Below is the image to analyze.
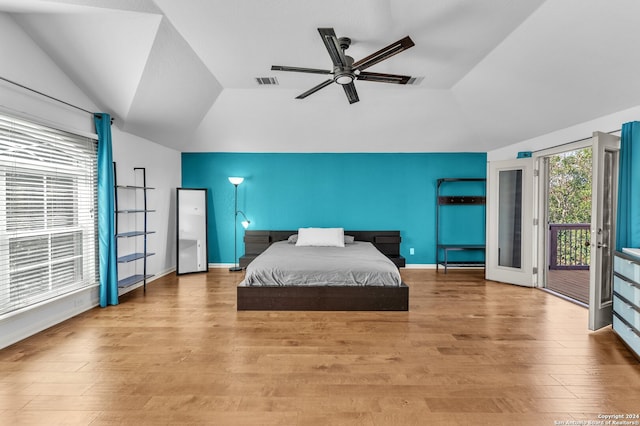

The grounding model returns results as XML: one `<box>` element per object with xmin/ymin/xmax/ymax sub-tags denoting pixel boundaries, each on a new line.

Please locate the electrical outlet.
<box><xmin>409</xmin><ymin>248</ymin><xmax>415</xmax><ymax>255</ymax></box>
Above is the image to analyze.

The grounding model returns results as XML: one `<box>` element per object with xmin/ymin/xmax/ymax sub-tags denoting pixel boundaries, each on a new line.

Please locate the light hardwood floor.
<box><xmin>1</xmin><ymin>269</ymin><xmax>639</xmax><ymax>425</ymax></box>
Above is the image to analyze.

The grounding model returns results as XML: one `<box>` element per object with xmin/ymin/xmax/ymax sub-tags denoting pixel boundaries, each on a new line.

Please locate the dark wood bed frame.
<box><xmin>236</xmin><ymin>230</ymin><xmax>408</xmax><ymax>311</ymax></box>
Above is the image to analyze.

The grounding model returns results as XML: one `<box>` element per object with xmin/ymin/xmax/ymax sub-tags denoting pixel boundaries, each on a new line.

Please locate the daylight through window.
<box><xmin>0</xmin><ymin>113</ymin><xmax>98</xmax><ymax>316</ymax></box>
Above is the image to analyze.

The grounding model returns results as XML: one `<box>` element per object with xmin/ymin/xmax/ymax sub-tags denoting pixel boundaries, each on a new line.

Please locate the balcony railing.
<box><xmin>549</xmin><ymin>223</ymin><xmax>590</xmax><ymax>270</ymax></box>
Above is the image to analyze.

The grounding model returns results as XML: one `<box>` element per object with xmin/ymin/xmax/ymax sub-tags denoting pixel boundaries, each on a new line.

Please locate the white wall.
<box><xmin>487</xmin><ymin>105</ymin><xmax>640</xmax><ymax>161</ymax></box>
<box><xmin>0</xmin><ymin>12</ymin><xmax>180</xmax><ymax>349</ymax></box>
<box><xmin>112</xmin><ymin>127</ymin><xmax>181</xmax><ymax>282</ymax></box>
<box><xmin>0</xmin><ymin>13</ymin><xmax>95</xmax><ymax>135</ymax></box>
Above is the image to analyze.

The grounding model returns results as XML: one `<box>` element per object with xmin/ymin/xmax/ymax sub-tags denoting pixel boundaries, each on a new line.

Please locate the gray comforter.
<box><xmin>240</xmin><ymin>241</ymin><xmax>401</xmax><ymax>287</ymax></box>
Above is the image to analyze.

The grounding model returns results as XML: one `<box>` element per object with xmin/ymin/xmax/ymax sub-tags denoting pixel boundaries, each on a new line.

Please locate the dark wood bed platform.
<box><xmin>237</xmin><ymin>230</ymin><xmax>408</xmax><ymax>311</ymax></box>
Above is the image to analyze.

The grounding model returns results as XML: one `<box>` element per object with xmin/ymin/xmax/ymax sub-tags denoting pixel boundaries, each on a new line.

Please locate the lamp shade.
<box><xmin>228</xmin><ymin>176</ymin><xmax>244</xmax><ymax>185</ymax></box>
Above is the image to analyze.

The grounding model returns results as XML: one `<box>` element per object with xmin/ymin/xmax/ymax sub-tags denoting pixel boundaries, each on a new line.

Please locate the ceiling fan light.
<box><xmin>335</xmin><ymin>74</ymin><xmax>354</xmax><ymax>85</ymax></box>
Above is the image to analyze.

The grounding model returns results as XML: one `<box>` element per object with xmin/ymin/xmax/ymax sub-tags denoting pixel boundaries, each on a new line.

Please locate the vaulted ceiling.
<box><xmin>2</xmin><ymin>0</ymin><xmax>640</xmax><ymax>153</ymax></box>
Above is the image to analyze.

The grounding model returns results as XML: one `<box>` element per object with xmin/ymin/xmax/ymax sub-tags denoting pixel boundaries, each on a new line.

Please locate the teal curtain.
<box><xmin>616</xmin><ymin>121</ymin><xmax>640</xmax><ymax>251</ymax></box>
<box><xmin>95</xmin><ymin>113</ymin><xmax>118</xmax><ymax>307</ymax></box>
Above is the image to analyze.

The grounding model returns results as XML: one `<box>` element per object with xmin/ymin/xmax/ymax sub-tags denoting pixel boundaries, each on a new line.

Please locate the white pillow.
<box><xmin>289</xmin><ymin>233</ymin><xmax>354</xmax><ymax>244</ymax></box>
<box><xmin>295</xmin><ymin>227</ymin><xmax>345</xmax><ymax>247</ymax></box>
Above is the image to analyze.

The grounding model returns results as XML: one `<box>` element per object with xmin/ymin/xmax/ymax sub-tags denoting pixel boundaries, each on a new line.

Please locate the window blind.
<box><xmin>0</xmin><ymin>113</ymin><xmax>98</xmax><ymax>316</ymax></box>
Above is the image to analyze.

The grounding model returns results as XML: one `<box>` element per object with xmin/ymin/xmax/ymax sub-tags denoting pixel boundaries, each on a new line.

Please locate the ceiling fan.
<box><xmin>271</xmin><ymin>28</ymin><xmax>415</xmax><ymax>104</ymax></box>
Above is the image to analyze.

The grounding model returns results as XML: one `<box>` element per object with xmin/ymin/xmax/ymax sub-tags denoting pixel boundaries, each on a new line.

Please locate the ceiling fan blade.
<box><xmin>295</xmin><ymin>79</ymin><xmax>334</xmax><ymax>99</ymax></box>
<box><xmin>352</xmin><ymin>36</ymin><xmax>415</xmax><ymax>71</ymax></box>
<box><xmin>357</xmin><ymin>71</ymin><xmax>412</xmax><ymax>84</ymax></box>
<box><xmin>342</xmin><ymin>82</ymin><xmax>359</xmax><ymax>104</ymax></box>
<box><xmin>271</xmin><ymin>65</ymin><xmax>331</xmax><ymax>75</ymax></box>
<box><xmin>318</xmin><ymin>27</ymin><xmax>348</xmax><ymax>68</ymax></box>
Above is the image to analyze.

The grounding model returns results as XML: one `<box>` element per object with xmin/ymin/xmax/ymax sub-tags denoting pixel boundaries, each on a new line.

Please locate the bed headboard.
<box><xmin>239</xmin><ymin>230</ymin><xmax>405</xmax><ymax>268</ymax></box>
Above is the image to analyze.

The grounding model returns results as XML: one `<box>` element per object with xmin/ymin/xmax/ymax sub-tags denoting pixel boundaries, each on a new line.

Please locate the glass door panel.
<box><xmin>498</xmin><ymin>169</ymin><xmax>523</xmax><ymax>269</ymax></box>
<box><xmin>486</xmin><ymin>158</ymin><xmax>535</xmax><ymax>286</ymax></box>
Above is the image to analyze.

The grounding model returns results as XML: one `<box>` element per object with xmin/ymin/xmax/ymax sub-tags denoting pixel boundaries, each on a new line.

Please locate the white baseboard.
<box><xmin>1</xmin><ymin>266</ymin><xmax>178</xmax><ymax>350</ymax></box>
<box><xmin>403</xmin><ymin>264</ymin><xmax>436</xmax><ymax>269</ymax></box>
<box><xmin>152</xmin><ymin>267</ymin><xmax>176</xmax><ymax>279</ymax></box>
<box><xmin>403</xmin><ymin>264</ymin><xmax>484</xmax><ymax>270</ymax></box>
<box><xmin>118</xmin><ymin>267</ymin><xmax>176</xmax><ymax>296</ymax></box>
<box><xmin>0</xmin><ymin>286</ymin><xmax>100</xmax><ymax>350</ymax></box>
<box><xmin>208</xmin><ymin>263</ymin><xmax>236</xmax><ymax>269</ymax></box>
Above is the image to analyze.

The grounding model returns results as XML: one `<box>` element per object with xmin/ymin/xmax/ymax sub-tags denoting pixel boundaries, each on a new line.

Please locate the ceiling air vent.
<box><xmin>407</xmin><ymin>76</ymin><xmax>424</xmax><ymax>85</ymax></box>
<box><xmin>255</xmin><ymin>77</ymin><xmax>279</xmax><ymax>85</ymax></box>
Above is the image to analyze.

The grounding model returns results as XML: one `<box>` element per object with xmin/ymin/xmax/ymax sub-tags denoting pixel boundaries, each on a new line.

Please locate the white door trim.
<box><xmin>486</xmin><ymin>158</ymin><xmax>536</xmax><ymax>287</ymax></box>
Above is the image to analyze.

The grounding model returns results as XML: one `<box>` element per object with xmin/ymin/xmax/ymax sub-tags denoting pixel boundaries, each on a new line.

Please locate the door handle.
<box><xmin>597</xmin><ymin>242</ymin><xmax>608</xmax><ymax>249</ymax></box>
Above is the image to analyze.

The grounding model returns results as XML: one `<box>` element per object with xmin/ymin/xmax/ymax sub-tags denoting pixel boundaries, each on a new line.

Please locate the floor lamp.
<box><xmin>228</xmin><ymin>177</ymin><xmax>250</xmax><ymax>272</ymax></box>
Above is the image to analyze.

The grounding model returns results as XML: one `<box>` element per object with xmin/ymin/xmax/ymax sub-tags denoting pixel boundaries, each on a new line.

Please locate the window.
<box><xmin>0</xmin><ymin>113</ymin><xmax>98</xmax><ymax>316</ymax></box>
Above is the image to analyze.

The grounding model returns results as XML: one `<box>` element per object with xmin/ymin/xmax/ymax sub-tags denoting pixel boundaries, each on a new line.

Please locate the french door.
<box><xmin>486</xmin><ymin>157</ymin><xmax>536</xmax><ymax>286</ymax></box>
<box><xmin>588</xmin><ymin>131</ymin><xmax>620</xmax><ymax>330</ymax></box>
<box><xmin>486</xmin><ymin>132</ymin><xmax>620</xmax><ymax>331</ymax></box>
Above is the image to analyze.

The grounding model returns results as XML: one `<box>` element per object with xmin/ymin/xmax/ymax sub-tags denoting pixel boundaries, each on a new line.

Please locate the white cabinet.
<box><xmin>613</xmin><ymin>251</ymin><xmax>640</xmax><ymax>360</ymax></box>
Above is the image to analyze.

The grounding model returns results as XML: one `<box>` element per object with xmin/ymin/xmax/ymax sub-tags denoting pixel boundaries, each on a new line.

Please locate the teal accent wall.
<box><xmin>181</xmin><ymin>152</ymin><xmax>487</xmax><ymax>265</ymax></box>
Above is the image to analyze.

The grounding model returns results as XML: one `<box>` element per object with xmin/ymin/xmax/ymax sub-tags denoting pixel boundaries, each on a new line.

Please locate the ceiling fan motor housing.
<box><xmin>334</xmin><ymin>54</ymin><xmax>355</xmax><ymax>85</ymax></box>
<box><xmin>338</xmin><ymin>37</ymin><xmax>351</xmax><ymax>50</ymax></box>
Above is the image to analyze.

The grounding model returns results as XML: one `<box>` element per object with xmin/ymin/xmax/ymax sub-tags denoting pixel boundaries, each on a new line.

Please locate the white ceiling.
<box><xmin>2</xmin><ymin>0</ymin><xmax>640</xmax><ymax>152</ymax></box>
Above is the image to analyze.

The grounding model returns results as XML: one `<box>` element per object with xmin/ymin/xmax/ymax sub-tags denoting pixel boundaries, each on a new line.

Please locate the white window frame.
<box><xmin>0</xmin><ymin>113</ymin><xmax>98</xmax><ymax>317</ymax></box>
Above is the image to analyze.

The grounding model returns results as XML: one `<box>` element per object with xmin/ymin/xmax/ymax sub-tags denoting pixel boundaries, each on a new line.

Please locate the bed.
<box><xmin>237</xmin><ymin>229</ymin><xmax>408</xmax><ymax>311</ymax></box>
